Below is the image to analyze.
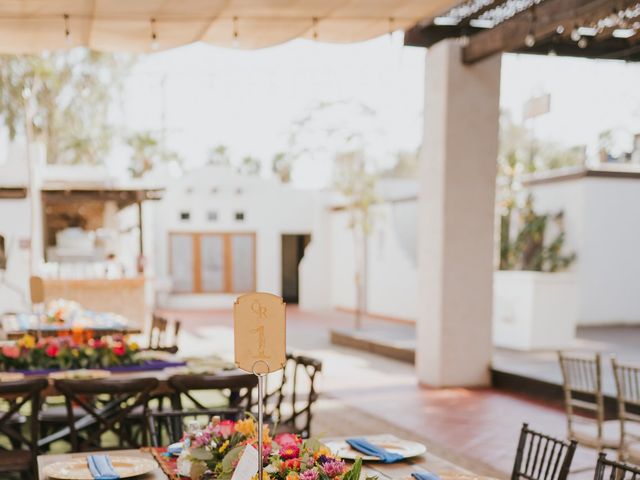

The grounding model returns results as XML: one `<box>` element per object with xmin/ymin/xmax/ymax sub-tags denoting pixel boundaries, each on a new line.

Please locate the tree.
<box><xmin>0</xmin><ymin>49</ymin><xmax>133</xmax><ymax>165</ymax></box>
<box><xmin>333</xmin><ymin>150</ymin><xmax>379</xmax><ymax>329</ymax></box>
<box><xmin>125</xmin><ymin>130</ymin><xmax>181</xmax><ymax>178</ymax></box>
<box><xmin>207</xmin><ymin>144</ymin><xmax>231</xmax><ymax>167</ymax></box>
<box><xmin>272</xmin><ymin>152</ymin><xmax>292</xmax><ymax>183</ymax></box>
<box><xmin>238</xmin><ymin>155</ymin><xmax>261</xmax><ymax>176</ymax></box>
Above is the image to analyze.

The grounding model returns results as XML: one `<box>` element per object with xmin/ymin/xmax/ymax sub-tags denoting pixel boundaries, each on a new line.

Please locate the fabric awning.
<box><xmin>0</xmin><ymin>0</ymin><xmax>458</xmax><ymax>54</ymax></box>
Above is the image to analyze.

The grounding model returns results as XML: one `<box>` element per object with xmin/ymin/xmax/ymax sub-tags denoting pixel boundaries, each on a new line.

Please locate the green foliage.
<box><xmin>0</xmin><ymin>49</ymin><xmax>133</xmax><ymax>165</ymax></box>
<box><xmin>500</xmin><ymin>195</ymin><xmax>576</xmax><ymax>272</ymax></box>
<box><xmin>208</xmin><ymin>144</ymin><xmax>231</xmax><ymax>167</ymax></box>
<box><xmin>238</xmin><ymin>155</ymin><xmax>261</xmax><ymax>176</ymax></box>
<box><xmin>125</xmin><ymin>130</ymin><xmax>181</xmax><ymax>178</ymax></box>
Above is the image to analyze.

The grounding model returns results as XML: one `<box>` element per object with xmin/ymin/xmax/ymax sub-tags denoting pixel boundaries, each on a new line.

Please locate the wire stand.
<box><xmin>252</xmin><ymin>360</ymin><xmax>270</xmax><ymax>480</ymax></box>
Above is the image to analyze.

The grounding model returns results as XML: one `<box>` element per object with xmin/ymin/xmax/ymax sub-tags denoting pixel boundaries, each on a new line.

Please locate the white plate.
<box><xmin>43</xmin><ymin>455</ymin><xmax>157</xmax><ymax>479</ymax></box>
<box><xmin>324</xmin><ymin>435</ymin><xmax>427</xmax><ymax>461</ymax></box>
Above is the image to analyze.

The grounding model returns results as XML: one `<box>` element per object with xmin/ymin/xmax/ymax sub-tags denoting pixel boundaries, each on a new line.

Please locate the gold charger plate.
<box><xmin>0</xmin><ymin>372</ymin><xmax>25</xmax><ymax>382</ymax></box>
<box><xmin>43</xmin><ymin>455</ymin><xmax>157</xmax><ymax>479</ymax></box>
<box><xmin>324</xmin><ymin>434</ymin><xmax>427</xmax><ymax>461</ymax></box>
<box><xmin>49</xmin><ymin>369</ymin><xmax>111</xmax><ymax>380</ymax></box>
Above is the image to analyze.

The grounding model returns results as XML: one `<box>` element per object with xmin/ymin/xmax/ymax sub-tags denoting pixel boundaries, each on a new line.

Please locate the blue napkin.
<box><xmin>167</xmin><ymin>442</ymin><xmax>183</xmax><ymax>455</ymax></box>
<box><xmin>412</xmin><ymin>472</ymin><xmax>441</xmax><ymax>480</ymax></box>
<box><xmin>87</xmin><ymin>455</ymin><xmax>119</xmax><ymax>480</ymax></box>
<box><xmin>346</xmin><ymin>438</ymin><xmax>405</xmax><ymax>463</ymax></box>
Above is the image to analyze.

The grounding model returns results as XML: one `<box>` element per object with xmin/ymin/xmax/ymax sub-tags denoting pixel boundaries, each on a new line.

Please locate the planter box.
<box><xmin>493</xmin><ymin>271</ymin><xmax>577</xmax><ymax>350</ymax></box>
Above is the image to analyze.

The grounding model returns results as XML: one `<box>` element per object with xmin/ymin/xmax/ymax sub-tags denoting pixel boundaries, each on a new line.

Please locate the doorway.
<box><xmin>281</xmin><ymin>234</ymin><xmax>311</xmax><ymax>304</ymax></box>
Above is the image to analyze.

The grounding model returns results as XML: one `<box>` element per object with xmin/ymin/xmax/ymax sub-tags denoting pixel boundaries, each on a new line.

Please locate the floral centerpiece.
<box><xmin>0</xmin><ymin>334</ymin><xmax>141</xmax><ymax>371</ymax></box>
<box><xmin>178</xmin><ymin>416</ymin><xmax>365</xmax><ymax>480</ymax></box>
<box><xmin>44</xmin><ymin>298</ymin><xmax>84</xmax><ymax>325</ymax></box>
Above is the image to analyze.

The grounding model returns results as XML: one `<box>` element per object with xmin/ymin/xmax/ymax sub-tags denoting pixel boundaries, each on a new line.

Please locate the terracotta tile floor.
<box><xmin>155</xmin><ymin>306</ymin><xmax>604</xmax><ymax>478</ymax></box>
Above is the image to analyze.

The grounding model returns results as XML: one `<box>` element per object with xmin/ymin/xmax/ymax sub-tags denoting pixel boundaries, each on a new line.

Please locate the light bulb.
<box><xmin>65</xmin><ymin>31</ymin><xmax>72</xmax><ymax>46</ymax></box>
<box><xmin>151</xmin><ymin>36</ymin><xmax>159</xmax><ymax>50</ymax></box>
<box><xmin>459</xmin><ymin>35</ymin><xmax>469</xmax><ymax>47</ymax></box>
<box><xmin>548</xmin><ymin>47</ymin><xmax>557</xmax><ymax>56</ymax></box>
<box><xmin>578</xmin><ymin>37</ymin><xmax>588</xmax><ymax>48</ymax></box>
<box><xmin>556</xmin><ymin>25</ymin><xmax>565</xmax><ymax>34</ymax></box>
<box><xmin>524</xmin><ymin>33</ymin><xmax>536</xmax><ymax>47</ymax></box>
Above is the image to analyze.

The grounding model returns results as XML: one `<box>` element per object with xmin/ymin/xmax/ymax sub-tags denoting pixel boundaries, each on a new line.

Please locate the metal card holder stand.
<box><xmin>252</xmin><ymin>360</ymin><xmax>270</xmax><ymax>480</ymax></box>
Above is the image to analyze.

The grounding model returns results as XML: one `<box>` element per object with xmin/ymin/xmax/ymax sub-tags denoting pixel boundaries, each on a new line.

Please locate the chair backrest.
<box><xmin>511</xmin><ymin>423</ymin><xmax>577</xmax><ymax>480</ymax></box>
<box><xmin>146</xmin><ymin>408</ymin><xmax>244</xmax><ymax>447</ymax></box>
<box><xmin>168</xmin><ymin>373</ymin><xmax>258</xmax><ymax>411</ymax></box>
<box><xmin>54</xmin><ymin>377</ymin><xmax>159</xmax><ymax>452</ymax></box>
<box><xmin>558</xmin><ymin>351</ymin><xmax>605</xmax><ymax>438</ymax></box>
<box><xmin>0</xmin><ymin>378</ymin><xmax>48</xmax><ymax>471</ymax></box>
<box><xmin>612</xmin><ymin>358</ymin><xmax>640</xmax><ymax>453</ymax></box>
<box><xmin>148</xmin><ymin>314</ymin><xmax>180</xmax><ymax>353</ymax></box>
<box><xmin>594</xmin><ymin>453</ymin><xmax>640</xmax><ymax>480</ymax></box>
<box><xmin>268</xmin><ymin>353</ymin><xmax>322</xmax><ymax>438</ymax></box>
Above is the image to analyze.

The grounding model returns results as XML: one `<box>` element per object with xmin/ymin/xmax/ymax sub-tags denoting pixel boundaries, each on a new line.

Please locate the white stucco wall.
<box><xmin>311</xmin><ymin>201</ymin><xmax>418</xmax><ymax>322</ymax></box>
<box><xmin>155</xmin><ymin>166</ymin><xmax>315</xmax><ymax>309</ymax></box>
<box><xmin>529</xmin><ymin>174</ymin><xmax>640</xmax><ymax>325</ymax></box>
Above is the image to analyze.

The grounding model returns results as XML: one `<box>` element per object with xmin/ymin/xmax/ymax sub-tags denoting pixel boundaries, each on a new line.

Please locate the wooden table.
<box><xmin>5</xmin><ymin>326</ymin><xmax>143</xmax><ymax>340</ymax></box>
<box><xmin>37</xmin><ymin>437</ymin><xmax>475</xmax><ymax>480</ymax></box>
<box><xmin>38</xmin><ymin>449</ymin><xmax>166</xmax><ymax>480</ymax></box>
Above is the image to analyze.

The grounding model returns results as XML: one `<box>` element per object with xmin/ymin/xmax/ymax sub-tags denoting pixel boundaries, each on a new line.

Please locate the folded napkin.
<box><xmin>168</xmin><ymin>442</ymin><xmax>183</xmax><ymax>455</ymax></box>
<box><xmin>412</xmin><ymin>472</ymin><xmax>441</xmax><ymax>480</ymax></box>
<box><xmin>345</xmin><ymin>438</ymin><xmax>405</xmax><ymax>463</ymax></box>
<box><xmin>87</xmin><ymin>455</ymin><xmax>120</xmax><ymax>480</ymax></box>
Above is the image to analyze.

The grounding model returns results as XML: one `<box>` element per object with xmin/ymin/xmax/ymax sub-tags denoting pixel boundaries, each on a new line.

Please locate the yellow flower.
<box><xmin>130</xmin><ymin>342</ymin><xmax>139</xmax><ymax>351</ymax></box>
<box><xmin>251</xmin><ymin>471</ymin><xmax>270</xmax><ymax>480</ymax></box>
<box><xmin>19</xmin><ymin>334</ymin><xmax>36</xmax><ymax>349</ymax></box>
<box><xmin>219</xmin><ymin>440</ymin><xmax>230</xmax><ymax>453</ymax></box>
<box><xmin>71</xmin><ymin>349</ymin><xmax>79</xmax><ymax>357</ymax></box>
<box><xmin>262</xmin><ymin>424</ymin><xmax>272</xmax><ymax>444</ymax></box>
<box><xmin>286</xmin><ymin>473</ymin><xmax>299</xmax><ymax>480</ymax></box>
<box><xmin>313</xmin><ymin>447</ymin><xmax>331</xmax><ymax>460</ymax></box>
<box><xmin>236</xmin><ymin>418</ymin><xmax>256</xmax><ymax>438</ymax></box>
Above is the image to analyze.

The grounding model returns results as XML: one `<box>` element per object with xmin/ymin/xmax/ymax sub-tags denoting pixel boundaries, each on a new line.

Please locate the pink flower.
<box><xmin>45</xmin><ymin>344</ymin><xmax>59</xmax><ymax>358</ymax></box>
<box><xmin>212</xmin><ymin>420</ymin><xmax>236</xmax><ymax>439</ymax></box>
<box><xmin>275</xmin><ymin>433</ymin><xmax>302</xmax><ymax>446</ymax></box>
<box><xmin>301</xmin><ymin>470</ymin><xmax>319</xmax><ymax>480</ymax></box>
<box><xmin>2</xmin><ymin>345</ymin><xmax>20</xmax><ymax>359</ymax></box>
<box><xmin>112</xmin><ymin>344</ymin><xmax>125</xmax><ymax>356</ymax></box>
<box><xmin>280</xmin><ymin>443</ymin><xmax>300</xmax><ymax>460</ymax></box>
<box><xmin>322</xmin><ymin>460</ymin><xmax>345</xmax><ymax>478</ymax></box>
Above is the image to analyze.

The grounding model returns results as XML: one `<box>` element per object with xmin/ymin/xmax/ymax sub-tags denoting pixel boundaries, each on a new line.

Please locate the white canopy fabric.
<box><xmin>0</xmin><ymin>0</ymin><xmax>457</xmax><ymax>54</ymax></box>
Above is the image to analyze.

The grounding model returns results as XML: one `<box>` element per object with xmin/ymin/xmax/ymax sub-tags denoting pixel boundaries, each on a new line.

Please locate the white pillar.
<box><xmin>416</xmin><ymin>39</ymin><xmax>501</xmax><ymax>387</ymax></box>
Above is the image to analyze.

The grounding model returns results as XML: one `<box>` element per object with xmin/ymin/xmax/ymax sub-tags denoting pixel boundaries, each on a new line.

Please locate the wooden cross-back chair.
<box><xmin>146</xmin><ymin>408</ymin><xmax>244</xmax><ymax>447</ymax></box>
<box><xmin>612</xmin><ymin>358</ymin><xmax>640</xmax><ymax>463</ymax></box>
<box><xmin>168</xmin><ymin>373</ymin><xmax>257</xmax><ymax>412</ymax></box>
<box><xmin>263</xmin><ymin>353</ymin><xmax>322</xmax><ymax>438</ymax></box>
<box><xmin>54</xmin><ymin>377</ymin><xmax>159</xmax><ymax>452</ymax></box>
<box><xmin>511</xmin><ymin>423</ymin><xmax>577</xmax><ymax>480</ymax></box>
<box><xmin>148</xmin><ymin>314</ymin><xmax>181</xmax><ymax>353</ymax></box>
<box><xmin>0</xmin><ymin>378</ymin><xmax>48</xmax><ymax>479</ymax></box>
<box><xmin>594</xmin><ymin>453</ymin><xmax>640</xmax><ymax>480</ymax></box>
<box><xmin>558</xmin><ymin>352</ymin><xmax>619</xmax><ymax>451</ymax></box>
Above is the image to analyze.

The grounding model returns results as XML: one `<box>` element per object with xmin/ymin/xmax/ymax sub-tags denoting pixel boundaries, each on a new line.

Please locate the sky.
<box><xmin>4</xmin><ymin>33</ymin><xmax>639</xmax><ymax>188</ymax></box>
<box><xmin>114</xmin><ymin>35</ymin><xmax>640</xmax><ymax>188</ymax></box>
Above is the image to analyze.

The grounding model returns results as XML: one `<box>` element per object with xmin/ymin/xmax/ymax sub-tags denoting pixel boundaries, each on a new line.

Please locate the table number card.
<box><xmin>234</xmin><ymin>292</ymin><xmax>286</xmax><ymax>374</ymax></box>
<box><xmin>230</xmin><ymin>444</ymin><xmax>259</xmax><ymax>480</ymax></box>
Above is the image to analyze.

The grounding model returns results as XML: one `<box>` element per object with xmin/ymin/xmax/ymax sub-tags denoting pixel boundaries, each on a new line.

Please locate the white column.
<box><xmin>416</xmin><ymin>39</ymin><xmax>501</xmax><ymax>387</ymax></box>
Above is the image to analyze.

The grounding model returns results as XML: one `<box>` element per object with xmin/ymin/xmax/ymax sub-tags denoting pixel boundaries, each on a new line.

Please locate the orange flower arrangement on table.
<box><xmin>0</xmin><ymin>334</ymin><xmax>141</xmax><ymax>371</ymax></box>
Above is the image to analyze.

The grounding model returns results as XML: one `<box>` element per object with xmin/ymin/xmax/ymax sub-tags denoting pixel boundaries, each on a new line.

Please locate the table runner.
<box><xmin>147</xmin><ymin>447</ymin><xmax>182</xmax><ymax>480</ymax></box>
<box><xmin>17</xmin><ymin>359</ymin><xmax>187</xmax><ymax>375</ymax></box>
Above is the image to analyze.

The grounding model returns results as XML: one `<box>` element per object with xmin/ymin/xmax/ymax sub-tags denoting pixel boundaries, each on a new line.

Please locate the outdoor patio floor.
<box><xmin>154</xmin><ymin>306</ymin><xmax>616</xmax><ymax>479</ymax></box>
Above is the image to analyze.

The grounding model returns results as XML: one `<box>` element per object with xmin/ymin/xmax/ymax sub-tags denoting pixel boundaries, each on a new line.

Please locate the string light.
<box><xmin>524</xmin><ymin>9</ymin><xmax>536</xmax><ymax>47</ymax></box>
<box><xmin>570</xmin><ymin>24</ymin><xmax>581</xmax><ymax>42</ymax></box>
<box><xmin>388</xmin><ymin>17</ymin><xmax>394</xmax><ymax>43</ymax></box>
<box><xmin>63</xmin><ymin>14</ymin><xmax>72</xmax><ymax>46</ymax></box>
<box><xmin>232</xmin><ymin>17</ymin><xmax>239</xmax><ymax>47</ymax></box>
<box><xmin>150</xmin><ymin>18</ymin><xmax>159</xmax><ymax>50</ymax></box>
<box><xmin>312</xmin><ymin>17</ymin><xmax>319</xmax><ymax>40</ymax></box>
<box><xmin>578</xmin><ymin>37</ymin><xmax>588</xmax><ymax>48</ymax></box>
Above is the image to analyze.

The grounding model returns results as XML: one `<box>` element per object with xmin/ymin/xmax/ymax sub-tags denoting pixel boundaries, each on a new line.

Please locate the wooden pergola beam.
<box><xmin>462</xmin><ymin>0</ymin><xmax>639</xmax><ymax>63</ymax></box>
<box><xmin>0</xmin><ymin>187</ymin><xmax>27</xmax><ymax>199</ymax></box>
